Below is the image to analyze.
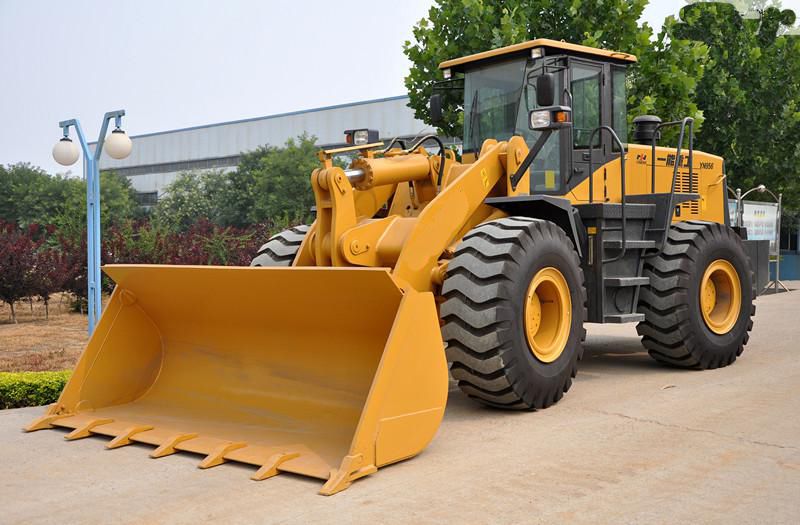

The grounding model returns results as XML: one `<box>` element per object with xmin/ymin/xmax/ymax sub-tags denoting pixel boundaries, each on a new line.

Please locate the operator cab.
<box><xmin>434</xmin><ymin>39</ymin><xmax>636</xmax><ymax>195</ymax></box>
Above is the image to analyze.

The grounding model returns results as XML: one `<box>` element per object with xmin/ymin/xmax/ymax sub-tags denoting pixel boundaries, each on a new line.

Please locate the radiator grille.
<box><xmin>675</xmin><ymin>170</ymin><xmax>700</xmax><ymax>216</ymax></box>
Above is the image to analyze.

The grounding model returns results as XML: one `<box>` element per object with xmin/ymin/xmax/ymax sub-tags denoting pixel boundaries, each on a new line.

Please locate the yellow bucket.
<box><xmin>26</xmin><ymin>265</ymin><xmax>448</xmax><ymax>495</ymax></box>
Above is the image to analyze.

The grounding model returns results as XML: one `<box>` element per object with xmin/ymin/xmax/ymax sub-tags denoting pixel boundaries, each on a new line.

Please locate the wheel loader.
<box><xmin>27</xmin><ymin>39</ymin><xmax>755</xmax><ymax>495</ymax></box>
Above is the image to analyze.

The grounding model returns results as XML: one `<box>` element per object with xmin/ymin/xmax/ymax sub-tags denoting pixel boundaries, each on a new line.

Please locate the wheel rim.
<box><xmin>700</xmin><ymin>259</ymin><xmax>741</xmax><ymax>334</ymax></box>
<box><xmin>524</xmin><ymin>267</ymin><xmax>572</xmax><ymax>363</ymax></box>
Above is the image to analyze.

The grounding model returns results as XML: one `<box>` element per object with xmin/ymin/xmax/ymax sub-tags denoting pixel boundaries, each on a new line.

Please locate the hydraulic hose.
<box><xmin>405</xmin><ymin>135</ymin><xmax>447</xmax><ymax>186</ymax></box>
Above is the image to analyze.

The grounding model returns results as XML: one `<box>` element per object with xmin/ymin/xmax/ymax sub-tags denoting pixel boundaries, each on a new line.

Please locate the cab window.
<box><xmin>612</xmin><ymin>66</ymin><xmax>628</xmax><ymax>144</ymax></box>
<box><xmin>571</xmin><ymin>64</ymin><xmax>601</xmax><ymax>149</ymax></box>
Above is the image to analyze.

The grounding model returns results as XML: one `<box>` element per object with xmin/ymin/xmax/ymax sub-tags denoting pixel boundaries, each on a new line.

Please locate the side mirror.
<box><xmin>536</xmin><ymin>73</ymin><xmax>555</xmax><ymax>107</ymax></box>
<box><xmin>429</xmin><ymin>94</ymin><xmax>443</xmax><ymax>126</ymax></box>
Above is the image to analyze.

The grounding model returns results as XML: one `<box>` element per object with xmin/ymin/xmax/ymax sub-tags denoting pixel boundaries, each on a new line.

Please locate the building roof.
<box><xmin>95</xmin><ymin>95</ymin><xmax>434</xmax><ymax>171</ymax></box>
<box><xmin>439</xmin><ymin>38</ymin><xmax>637</xmax><ymax>71</ymax></box>
<box><xmin>93</xmin><ymin>95</ymin><xmax>411</xmax><ymax>144</ymax></box>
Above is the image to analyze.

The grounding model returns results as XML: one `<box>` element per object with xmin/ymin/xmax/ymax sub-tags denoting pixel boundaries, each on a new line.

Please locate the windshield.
<box><xmin>463</xmin><ymin>59</ymin><xmax>525</xmax><ymax>152</ymax></box>
<box><xmin>463</xmin><ymin>57</ymin><xmax>563</xmax><ymax>192</ymax></box>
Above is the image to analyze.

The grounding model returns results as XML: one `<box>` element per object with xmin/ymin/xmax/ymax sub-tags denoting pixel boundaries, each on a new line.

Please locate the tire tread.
<box><xmin>442</xmin><ymin>217</ymin><xmax>586</xmax><ymax>410</ymax></box>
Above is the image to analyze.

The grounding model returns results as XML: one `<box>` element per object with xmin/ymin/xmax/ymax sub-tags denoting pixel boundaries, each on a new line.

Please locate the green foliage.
<box><xmin>627</xmin><ymin>15</ymin><xmax>709</xmax><ymax>143</ymax></box>
<box><xmin>99</xmin><ymin>171</ymin><xmax>141</xmax><ymax>226</ymax></box>
<box><xmin>152</xmin><ymin>171</ymin><xmax>220</xmax><ymax>232</ymax></box>
<box><xmin>674</xmin><ymin>1</ymin><xmax>800</xmax><ymax>208</ymax></box>
<box><xmin>0</xmin><ymin>164</ymin><xmax>81</xmax><ymax>228</ymax></box>
<box><xmin>403</xmin><ymin>0</ymin><xmax>707</xmax><ymax>140</ymax></box>
<box><xmin>0</xmin><ymin>163</ymin><xmax>139</xmax><ymax>243</ymax></box>
<box><xmin>0</xmin><ymin>370</ymin><xmax>71</xmax><ymax>409</ymax></box>
<box><xmin>153</xmin><ymin>134</ymin><xmax>319</xmax><ymax>232</ymax></box>
<box><xmin>245</xmin><ymin>134</ymin><xmax>319</xmax><ymax>225</ymax></box>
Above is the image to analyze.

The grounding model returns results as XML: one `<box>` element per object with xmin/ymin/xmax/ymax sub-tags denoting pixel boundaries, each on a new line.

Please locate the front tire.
<box><xmin>440</xmin><ymin>217</ymin><xmax>587</xmax><ymax>410</ymax></box>
<box><xmin>636</xmin><ymin>221</ymin><xmax>755</xmax><ymax>369</ymax></box>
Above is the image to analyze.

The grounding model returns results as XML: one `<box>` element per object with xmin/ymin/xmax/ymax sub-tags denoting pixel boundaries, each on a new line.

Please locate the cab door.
<box><xmin>568</xmin><ymin>60</ymin><xmax>605</xmax><ymax>196</ymax></box>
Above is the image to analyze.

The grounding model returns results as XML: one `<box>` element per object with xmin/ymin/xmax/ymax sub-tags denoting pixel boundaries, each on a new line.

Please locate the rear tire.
<box><xmin>636</xmin><ymin>221</ymin><xmax>755</xmax><ymax>369</ymax></box>
<box><xmin>250</xmin><ymin>225</ymin><xmax>309</xmax><ymax>267</ymax></box>
<box><xmin>440</xmin><ymin>217</ymin><xmax>587</xmax><ymax>410</ymax></box>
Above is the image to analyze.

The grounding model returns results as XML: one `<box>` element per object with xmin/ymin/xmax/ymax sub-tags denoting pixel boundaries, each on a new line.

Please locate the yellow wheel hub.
<box><xmin>700</xmin><ymin>259</ymin><xmax>741</xmax><ymax>334</ymax></box>
<box><xmin>524</xmin><ymin>267</ymin><xmax>572</xmax><ymax>363</ymax></box>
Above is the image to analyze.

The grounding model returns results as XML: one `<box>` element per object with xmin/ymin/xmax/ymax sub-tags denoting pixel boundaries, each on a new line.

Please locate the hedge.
<box><xmin>0</xmin><ymin>371</ymin><xmax>71</xmax><ymax>409</ymax></box>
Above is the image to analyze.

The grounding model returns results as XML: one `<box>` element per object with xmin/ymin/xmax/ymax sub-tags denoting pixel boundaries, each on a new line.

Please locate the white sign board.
<box><xmin>728</xmin><ymin>199</ymin><xmax>780</xmax><ymax>255</ymax></box>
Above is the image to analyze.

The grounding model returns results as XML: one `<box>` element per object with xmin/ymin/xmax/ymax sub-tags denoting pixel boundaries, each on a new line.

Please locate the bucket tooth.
<box><xmin>198</xmin><ymin>442</ymin><xmax>247</xmax><ymax>469</ymax></box>
<box><xmin>150</xmin><ymin>433</ymin><xmax>199</xmax><ymax>458</ymax></box>
<box><xmin>24</xmin><ymin>413</ymin><xmax>72</xmax><ymax>432</ymax></box>
<box><xmin>64</xmin><ymin>418</ymin><xmax>114</xmax><ymax>440</ymax></box>
<box><xmin>251</xmin><ymin>452</ymin><xmax>301</xmax><ymax>481</ymax></box>
<box><xmin>106</xmin><ymin>425</ymin><xmax>154</xmax><ymax>449</ymax></box>
<box><xmin>319</xmin><ymin>454</ymin><xmax>377</xmax><ymax>496</ymax></box>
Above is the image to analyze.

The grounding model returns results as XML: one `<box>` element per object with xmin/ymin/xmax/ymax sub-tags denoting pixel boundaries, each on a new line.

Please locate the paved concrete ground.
<box><xmin>2</xmin><ymin>287</ymin><xmax>799</xmax><ymax>524</ymax></box>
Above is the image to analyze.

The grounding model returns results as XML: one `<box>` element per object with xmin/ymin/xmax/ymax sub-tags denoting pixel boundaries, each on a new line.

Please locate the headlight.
<box><xmin>344</xmin><ymin>129</ymin><xmax>379</xmax><ymax>146</ymax></box>
<box><xmin>354</xmin><ymin>130</ymin><xmax>370</xmax><ymax>145</ymax></box>
<box><xmin>529</xmin><ymin>107</ymin><xmax>571</xmax><ymax>130</ymax></box>
<box><xmin>529</xmin><ymin>110</ymin><xmax>551</xmax><ymax>129</ymax></box>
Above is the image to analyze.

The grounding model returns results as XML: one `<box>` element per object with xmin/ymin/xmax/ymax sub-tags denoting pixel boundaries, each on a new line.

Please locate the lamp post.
<box><xmin>731</xmin><ymin>184</ymin><xmax>786</xmax><ymax>294</ymax></box>
<box><xmin>726</xmin><ymin>185</ymin><xmax>740</xmax><ymax>227</ymax></box>
<box><xmin>737</xmin><ymin>184</ymin><xmax>766</xmax><ymax>229</ymax></box>
<box><xmin>52</xmin><ymin>110</ymin><xmax>132</xmax><ymax>334</ymax></box>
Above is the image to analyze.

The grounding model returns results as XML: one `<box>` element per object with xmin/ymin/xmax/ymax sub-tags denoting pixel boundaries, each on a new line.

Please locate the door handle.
<box><xmin>582</xmin><ymin>152</ymin><xmax>591</xmax><ymax>161</ymax></box>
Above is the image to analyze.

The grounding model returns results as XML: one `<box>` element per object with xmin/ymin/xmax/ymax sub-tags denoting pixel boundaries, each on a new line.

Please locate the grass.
<box><xmin>0</xmin><ymin>293</ymin><xmax>87</xmax><ymax>372</ymax></box>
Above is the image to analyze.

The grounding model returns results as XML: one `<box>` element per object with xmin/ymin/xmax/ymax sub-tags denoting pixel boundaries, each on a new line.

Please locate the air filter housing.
<box><xmin>632</xmin><ymin>115</ymin><xmax>662</xmax><ymax>145</ymax></box>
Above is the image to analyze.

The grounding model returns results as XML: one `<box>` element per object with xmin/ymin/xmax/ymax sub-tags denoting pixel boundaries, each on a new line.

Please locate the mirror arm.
<box><xmin>510</xmin><ymin>129</ymin><xmax>553</xmax><ymax>191</ymax></box>
<box><xmin>562</xmin><ymin>88</ymin><xmax>573</xmax><ymax>107</ymax></box>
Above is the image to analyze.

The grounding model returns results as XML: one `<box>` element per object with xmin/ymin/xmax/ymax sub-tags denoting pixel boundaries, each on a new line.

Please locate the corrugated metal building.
<box><xmin>96</xmin><ymin>95</ymin><xmax>454</xmax><ymax>204</ymax></box>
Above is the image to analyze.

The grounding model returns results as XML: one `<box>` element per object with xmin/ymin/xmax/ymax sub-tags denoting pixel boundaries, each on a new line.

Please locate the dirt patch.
<box><xmin>0</xmin><ymin>293</ymin><xmax>87</xmax><ymax>372</ymax></box>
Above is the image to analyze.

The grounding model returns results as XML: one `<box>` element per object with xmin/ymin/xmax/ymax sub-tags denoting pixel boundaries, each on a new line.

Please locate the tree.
<box><xmin>0</xmin><ymin>223</ymin><xmax>40</xmax><ymax>322</ymax></box>
<box><xmin>153</xmin><ymin>134</ymin><xmax>320</xmax><ymax>232</ymax></box>
<box><xmin>673</xmin><ymin>2</ymin><xmax>800</xmax><ymax>208</ymax></box>
<box><xmin>0</xmin><ymin>163</ymin><xmax>139</xmax><ymax>243</ymax></box>
<box><xmin>30</xmin><ymin>244</ymin><xmax>70</xmax><ymax>320</ymax></box>
<box><xmin>403</xmin><ymin>0</ymin><xmax>708</xmax><ymax>140</ymax></box>
<box><xmin>152</xmin><ymin>171</ymin><xmax>219</xmax><ymax>232</ymax></box>
<box><xmin>0</xmin><ymin>164</ymin><xmax>75</xmax><ymax>227</ymax></box>
<box><xmin>245</xmin><ymin>134</ymin><xmax>319</xmax><ymax>225</ymax></box>
<box><xmin>99</xmin><ymin>171</ymin><xmax>141</xmax><ymax>227</ymax></box>
<box><xmin>211</xmin><ymin>163</ymin><xmax>258</xmax><ymax>229</ymax></box>
<box><xmin>58</xmin><ymin>232</ymin><xmax>88</xmax><ymax>313</ymax></box>
<box><xmin>626</xmin><ymin>15</ymin><xmax>709</xmax><ymax>144</ymax></box>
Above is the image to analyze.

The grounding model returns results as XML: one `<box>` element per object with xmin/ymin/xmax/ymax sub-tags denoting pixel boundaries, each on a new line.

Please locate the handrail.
<box><xmin>647</xmin><ymin>117</ymin><xmax>694</xmax><ymax>256</ymax></box>
<box><xmin>588</xmin><ymin>126</ymin><xmax>628</xmax><ymax>263</ymax></box>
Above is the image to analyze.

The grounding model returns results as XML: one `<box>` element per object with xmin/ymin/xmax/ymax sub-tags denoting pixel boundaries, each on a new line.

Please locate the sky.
<box><xmin>0</xmin><ymin>0</ymin><xmax>797</xmax><ymax>175</ymax></box>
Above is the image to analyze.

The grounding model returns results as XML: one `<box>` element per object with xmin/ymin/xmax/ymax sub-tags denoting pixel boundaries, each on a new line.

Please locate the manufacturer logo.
<box><xmin>665</xmin><ymin>154</ymin><xmax>690</xmax><ymax>167</ymax></box>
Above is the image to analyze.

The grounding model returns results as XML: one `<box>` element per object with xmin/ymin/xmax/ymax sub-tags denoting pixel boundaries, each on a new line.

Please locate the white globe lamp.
<box><xmin>105</xmin><ymin>128</ymin><xmax>133</xmax><ymax>159</ymax></box>
<box><xmin>52</xmin><ymin>137</ymin><xmax>80</xmax><ymax>166</ymax></box>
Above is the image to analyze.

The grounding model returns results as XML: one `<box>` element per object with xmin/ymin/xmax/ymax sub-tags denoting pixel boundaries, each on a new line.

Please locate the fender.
<box><xmin>484</xmin><ymin>195</ymin><xmax>587</xmax><ymax>257</ymax></box>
